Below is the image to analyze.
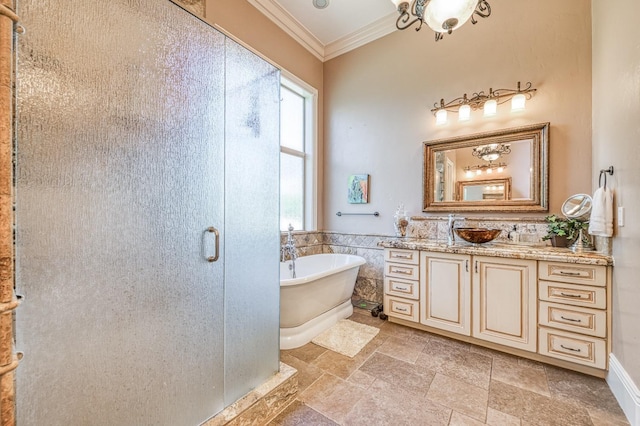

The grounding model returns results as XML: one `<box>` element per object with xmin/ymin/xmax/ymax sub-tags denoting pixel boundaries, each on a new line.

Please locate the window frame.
<box><xmin>280</xmin><ymin>72</ymin><xmax>318</xmax><ymax>231</ymax></box>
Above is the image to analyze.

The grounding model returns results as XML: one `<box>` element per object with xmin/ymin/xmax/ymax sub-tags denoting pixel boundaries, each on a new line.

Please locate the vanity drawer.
<box><xmin>539</xmin><ymin>280</ymin><xmax>606</xmax><ymax>309</ymax></box>
<box><xmin>384</xmin><ymin>295</ymin><xmax>419</xmax><ymax>323</ymax></box>
<box><xmin>539</xmin><ymin>301</ymin><xmax>606</xmax><ymax>338</ymax></box>
<box><xmin>538</xmin><ymin>261</ymin><xmax>606</xmax><ymax>287</ymax></box>
<box><xmin>385</xmin><ymin>262</ymin><xmax>419</xmax><ymax>281</ymax></box>
<box><xmin>539</xmin><ymin>327</ymin><xmax>606</xmax><ymax>369</ymax></box>
<box><xmin>385</xmin><ymin>249</ymin><xmax>419</xmax><ymax>265</ymax></box>
<box><xmin>385</xmin><ymin>277</ymin><xmax>419</xmax><ymax>300</ymax></box>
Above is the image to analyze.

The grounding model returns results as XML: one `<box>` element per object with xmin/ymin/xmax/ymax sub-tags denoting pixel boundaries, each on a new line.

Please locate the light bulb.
<box><xmin>511</xmin><ymin>93</ymin><xmax>526</xmax><ymax>111</ymax></box>
<box><xmin>486</xmin><ymin>168</ymin><xmax>493</xmax><ymax>174</ymax></box>
<box><xmin>497</xmin><ymin>166</ymin><xmax>504</xmax><ymax>173</ymax></box>
<box><xmin>484</xmin><ymin>99</ymin><xmax>497</xmax><ymax>117</ymax></box>
<box><xmin>476</xmin><ymin>169</ymin><xmax>482</xmax><ymax>175</ymax></box>
<box><xmin>465</xmin><ymin>170</ymin><xmax>473</xmax><ymax>178</ymax></box>
<box><xmin>435</xmin><ymin>109</ymin><xmax>447</xmax><ymax>125</ymax></box>
<box><xmin>458</xmin><ymin>104</ymin><xmax>471</xmax><ymax>121</ymax></box>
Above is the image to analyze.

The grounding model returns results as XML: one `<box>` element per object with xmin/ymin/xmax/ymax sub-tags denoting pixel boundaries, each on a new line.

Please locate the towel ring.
<box><xmin>599</xmin><ymin>166</ymin><xmax>614</xmax><ymax>189</ymax></box>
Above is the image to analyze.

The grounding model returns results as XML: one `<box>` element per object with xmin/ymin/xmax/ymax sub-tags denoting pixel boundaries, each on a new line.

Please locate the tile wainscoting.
<box><xmin>281</xmin><ymin>216</ymin><xmax>600</xmax><ymax>305</ymax></box>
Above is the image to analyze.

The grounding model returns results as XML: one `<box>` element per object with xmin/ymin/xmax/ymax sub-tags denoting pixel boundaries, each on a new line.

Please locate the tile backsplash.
<box><xmin>280</xmin><ymin>216</ymin><xmax>609</xmax><ymax>306</ymax></box>
<box><xmin>408</xmin><ymin>216</ymin><xmax>549</xmax><ymax>244</ymax></box>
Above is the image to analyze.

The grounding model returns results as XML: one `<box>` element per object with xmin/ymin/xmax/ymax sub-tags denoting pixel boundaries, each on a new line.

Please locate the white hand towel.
<box><xmin>588</xmin><ymin>187</ymin><xmax>614</xmax><ymax>237</ymax></box>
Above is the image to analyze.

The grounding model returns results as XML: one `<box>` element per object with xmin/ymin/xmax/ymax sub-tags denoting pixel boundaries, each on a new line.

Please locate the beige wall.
<box><xmin>323</xmin><ymin>0</ymin><xmax>592</xmax><ymax>235</ymax></box>
<box><xmin>593</xmin><ymin>0</ymin><xmax>640</xmax><ymax>386</ymax></box>
<box><xmin>204</xmin><ymin>0</ymin><xmax>326</xmax><ymax>228</ymax></box>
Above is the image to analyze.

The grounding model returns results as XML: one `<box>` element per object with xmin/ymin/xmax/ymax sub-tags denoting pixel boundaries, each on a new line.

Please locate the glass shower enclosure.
<box><xmin>14</xmin><ymin>1</ymin><xmax>280</xmax><ymax>424</ymax></box>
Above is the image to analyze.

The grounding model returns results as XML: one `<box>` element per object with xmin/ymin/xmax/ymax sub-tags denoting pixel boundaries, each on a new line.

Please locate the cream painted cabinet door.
<box><xmin>472</xmin><ymin>256</ymin><xmax>537</xmax><ymax>352</ymax></box>
<box><xmin>420</xmin><ymin>252</ymin><xmax>471</xmax><ymax>336</ymax></box>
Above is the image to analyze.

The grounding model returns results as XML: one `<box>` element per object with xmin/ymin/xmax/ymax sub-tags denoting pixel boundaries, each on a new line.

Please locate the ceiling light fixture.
<box><xmin>390</xmin><ymin>0</ymin><xmax>491</xmax><ymax>41</ymax></box>
<box><xmin>312</xmin><ymin>0</ymin><xmax>330</xmax><ymax>10</ymax></box>
<box><xmin>431</xmin><ymin>81</ymin><xmax>536</xmax><ymax>124</ymax></box>
<box><xmin>472</xmin><ymin>144</ymin><xmax>511</xmax><ymax>162</ymax></box>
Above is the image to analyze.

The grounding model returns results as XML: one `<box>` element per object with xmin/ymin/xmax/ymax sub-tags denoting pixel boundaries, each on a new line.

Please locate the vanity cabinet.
<box><xmin>537</xmin><ymin>261</ymin><xmax>610</xmax><ymax>369</ymax></box>
<box><xmin>382</xmin><ymin>245</ymin><xmax>612</xmax><ymax>376</ymax></box>
<box><xmin>472</xmin><ymin>256</ymin><xmax>538</xmax><ymax>352</ymax></box>
<box><xmin>383</xmin><ymin>249</ymin><xmax>420</xmax><ymax>323</ymax></box>
<box><xmin>420</xmin><ymin>252</ymin><xmax>471</xmax><ymax>336</ymax></box>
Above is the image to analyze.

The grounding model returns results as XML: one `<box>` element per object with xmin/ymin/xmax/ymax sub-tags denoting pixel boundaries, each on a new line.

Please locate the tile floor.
<box><xmin>271</xmin><ymin>309</ymin><xmax>629</xmax><ymax>426</ymax></box>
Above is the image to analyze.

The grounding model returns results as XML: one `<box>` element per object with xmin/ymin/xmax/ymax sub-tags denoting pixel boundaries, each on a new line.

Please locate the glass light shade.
<box><xmin>483</xmin><ymin>99</ymin><xmax>497</xmax><ymax>116</ymax></box>
<box><xmin>465</xmin><ymin>170</ymin><xmax>473</xmax><ymax>178</ymax></box>
<box><xmin>497</xmin><ymin>166</ymin><xmax>504</xmax><ymax>172</ymax></box>
<box><xmin>482</xmin><ymin>153</ymin><xmax>500</xmax><ymax>161</ymax></box>
<box><xmin>475</xmin><ymin>169</ymin><xmax>482</xmax><ymax>175</ymax></box>
<box><xmin>458</xmin><ymin>104</ymin><xmax>471</xmax><ymax>121</ymax></box>
<box><xmin>511</xmin><ymin>93</ymin><xmax>526</xmax><ymax>111</ymax></box>
<box><xmin>435</xmin><ymin>109</ymin><xmax>447</xmax><ymax>125</ymax></box>
<box><xmin>424</xmin><ymin>0</ymin><xmax>477</xmax><ymax>33</ymax></box>
<box><xmin>486</xmin><ymin>168</ymin><xmax>493</xmax><ymax>174</ymax></box>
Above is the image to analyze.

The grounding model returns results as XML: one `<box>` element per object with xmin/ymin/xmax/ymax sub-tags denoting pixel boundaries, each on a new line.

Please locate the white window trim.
<box><xmin>280</xmin><ymin>71</ymin><xmax>318</xmax><ymax>231</ymax></box>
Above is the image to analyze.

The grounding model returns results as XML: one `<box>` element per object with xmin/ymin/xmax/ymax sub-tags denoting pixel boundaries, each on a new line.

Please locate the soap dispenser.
<box><xmin>393</xmin><ymin>203</ymin><xmax>409</xmax><ymax>237</ymax></box>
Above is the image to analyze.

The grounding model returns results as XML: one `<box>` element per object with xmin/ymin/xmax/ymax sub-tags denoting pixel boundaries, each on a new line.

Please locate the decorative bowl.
<box><xmin>454</xmin><ymin>228</ymin><xmax>501</xmax><ymax>244</ymax></box>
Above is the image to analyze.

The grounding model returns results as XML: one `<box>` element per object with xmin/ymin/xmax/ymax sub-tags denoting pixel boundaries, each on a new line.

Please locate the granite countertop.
<box><xmin>379</xmin><ymin>239</ymin><xmax>614</xmax><ymax>266</ymax></box>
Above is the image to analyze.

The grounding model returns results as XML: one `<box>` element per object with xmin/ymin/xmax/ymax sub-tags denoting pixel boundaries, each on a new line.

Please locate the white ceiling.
<box><xmin>247</xmin><ymin>0</ymin><xmax>399</xmax><ymax>61</ymax></box>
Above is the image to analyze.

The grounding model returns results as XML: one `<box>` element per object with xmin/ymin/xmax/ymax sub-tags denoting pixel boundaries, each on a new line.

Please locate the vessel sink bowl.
<box><xmin>454</xmin><ymin>228</ymin><xmax>501</xmax><ymax>244</ymax></box>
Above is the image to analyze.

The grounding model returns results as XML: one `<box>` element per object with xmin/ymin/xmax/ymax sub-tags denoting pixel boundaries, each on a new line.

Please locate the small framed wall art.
<box><xmin>347</xmin><ymin>174</ymin><xmax>369</xmax><ymax>204</ymax></box>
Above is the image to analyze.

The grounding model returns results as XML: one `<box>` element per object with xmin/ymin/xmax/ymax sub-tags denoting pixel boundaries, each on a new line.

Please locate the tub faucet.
<box><xmin>447</xmin><ymin>214</ymin><xmax>463</xmax><ymax>245</ymax></box>
<box><xmin>281</xmin><ymin>224</ymin><xmax>297</xmax><ymax>278</ymax></box>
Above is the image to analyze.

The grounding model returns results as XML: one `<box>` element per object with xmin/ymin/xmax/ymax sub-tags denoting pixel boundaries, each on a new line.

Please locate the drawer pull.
<box><xmin>393</xmin><ymin>254</ymin><xmax>411</xmax><ymax>259</ymax></box>
<box><xmin>559</xmin><ymin>271</ymin><xmax>583</xmax><ymax>276</ymax></box>
<box><xmin>560</xmin><ymin>344</ymin><xmax>581</xmax><ymax>352</ymax></box>
<box><xmin>559</xmin><ymin>292</ymin><xmax>583</xmax><ymax>298</ymax></box>
<box><xmin>394</xmin><ymin>285</ymin><xmax>409</xmax><ymax>291</ymax></box>
<box><xmin>391</xmin><ymin>269</ymin><xmax>412</xmax><ymax>275</ymax></box>
<box><xmin>560</xmin><ymin>315</ymin><xmax>582</xmax><ymax>323</ymax></box>
<box><xmin>395</xmin><ymin>307</ymin><xmax>408</xmax><ymax>312</ymax></box>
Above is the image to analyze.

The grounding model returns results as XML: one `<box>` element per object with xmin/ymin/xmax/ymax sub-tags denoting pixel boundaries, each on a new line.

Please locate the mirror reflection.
<box><xmin>423</xmin><ymin>123</ymin><xmax>549</xmax><ymax>212</ymax></box>
<box><xmin>457</xmin><ymin>178</ymin><xmax>511</xmax><ymax>201</ymax></box>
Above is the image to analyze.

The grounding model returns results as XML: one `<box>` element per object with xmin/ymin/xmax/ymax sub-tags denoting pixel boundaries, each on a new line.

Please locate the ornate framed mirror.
<box><xmin>423</xmin><ymin>122</ymin><xmax>549</xmax><ymax>212</ymax></box>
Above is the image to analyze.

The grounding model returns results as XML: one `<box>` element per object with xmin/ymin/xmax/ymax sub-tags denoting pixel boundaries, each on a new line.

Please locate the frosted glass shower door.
<box><xmin>223</xmin><ymin>38</ymin><xmax>281</xmax><ymax>405</ymax></box>
<box><xmin>15</xmin><ymin>1</ymin><xmax>226</xmax><ymax>424</ymax></box>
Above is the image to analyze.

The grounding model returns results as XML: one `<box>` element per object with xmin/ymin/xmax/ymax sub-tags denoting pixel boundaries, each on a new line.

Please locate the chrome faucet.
<box><xmin>281</xmin><ymin>224</ymin><xmax>297</xmax><ymax>278</ymax></box>
<box><xmin>447</xmin><ymin>214</ymin><xmax>463</xmax><ymax>245</ymax></box>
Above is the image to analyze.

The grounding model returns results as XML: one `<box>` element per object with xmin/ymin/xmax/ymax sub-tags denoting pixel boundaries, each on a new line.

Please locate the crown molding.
<box><xmin>324</xmin><ymin>13</ymin><xmax>397</xmax><ymax>61</ymax></box>
<box><xmin>248</xmin><ymin>0</ymin><xmax>396</xmax><ymax>62</ymax></box>
<box><xmin>248</xmin><ymin>0</ymin><xmax>325</xmax><ymax>61</ymax></box>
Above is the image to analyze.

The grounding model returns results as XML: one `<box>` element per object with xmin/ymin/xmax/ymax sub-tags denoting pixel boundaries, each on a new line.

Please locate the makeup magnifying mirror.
<box><xmin>561</xmin><ymin>193</ymin><xmax>594</xmax><ymax>252</ymax></box>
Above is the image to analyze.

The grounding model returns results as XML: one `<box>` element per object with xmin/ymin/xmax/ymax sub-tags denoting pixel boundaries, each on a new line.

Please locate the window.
<box><xmin>280</xmin><ymin>75</ymin><xmax>317</xmax><ymax>231</ymax></box>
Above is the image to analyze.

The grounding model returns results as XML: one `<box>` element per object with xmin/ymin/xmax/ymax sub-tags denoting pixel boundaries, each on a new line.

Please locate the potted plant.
<box><xmin>542</xmin><ymin>215</ymin><xmax>587</xmax><ymax>247</ymax></box>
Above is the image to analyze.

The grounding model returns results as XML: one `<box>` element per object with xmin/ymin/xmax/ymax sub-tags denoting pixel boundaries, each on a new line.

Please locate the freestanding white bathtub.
<box><xmin>280</xmin><ymin>253</ymin><xmax>366</xmax><ymax>350</ymax></box>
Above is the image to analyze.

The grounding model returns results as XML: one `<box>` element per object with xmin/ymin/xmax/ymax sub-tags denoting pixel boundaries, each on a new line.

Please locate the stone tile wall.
<box><xmin>171</xmin><ymin>0</ymin><xmax>205</xmax><ymax>17</ymax></box>
<box><xmin>280</xmin><ymin>215</ymin><xmax>594</xmax><ymax>306</ymax></box>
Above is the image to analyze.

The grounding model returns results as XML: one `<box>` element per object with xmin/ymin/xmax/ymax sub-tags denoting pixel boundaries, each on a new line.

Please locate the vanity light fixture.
<box><xmin>464</xmin><ymin>162</ymin><xmax>507</xmax><ymax>178</ymax></box>
<box><xmin>431</xmin><ymin>81</ymin><xmax>536</xmax><ymax>125</ymax></box>
<box><xmin>390</xmin><ymin>0</ymin><xmax>491</xmax><ymax>41</ymax></box>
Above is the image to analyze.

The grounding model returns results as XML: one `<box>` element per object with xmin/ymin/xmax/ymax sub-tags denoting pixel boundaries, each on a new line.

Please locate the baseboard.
<box><xmin>607</xmin><ymin>354</ymin><xmax>640</xmax><ymax>426</ymax></box>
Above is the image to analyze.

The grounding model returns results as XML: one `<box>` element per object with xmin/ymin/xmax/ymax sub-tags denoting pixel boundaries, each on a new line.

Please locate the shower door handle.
<box><xmin>205</xmin><ymin>227</ymin><xmax>220</xmax><ymax>262</ymax></box>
